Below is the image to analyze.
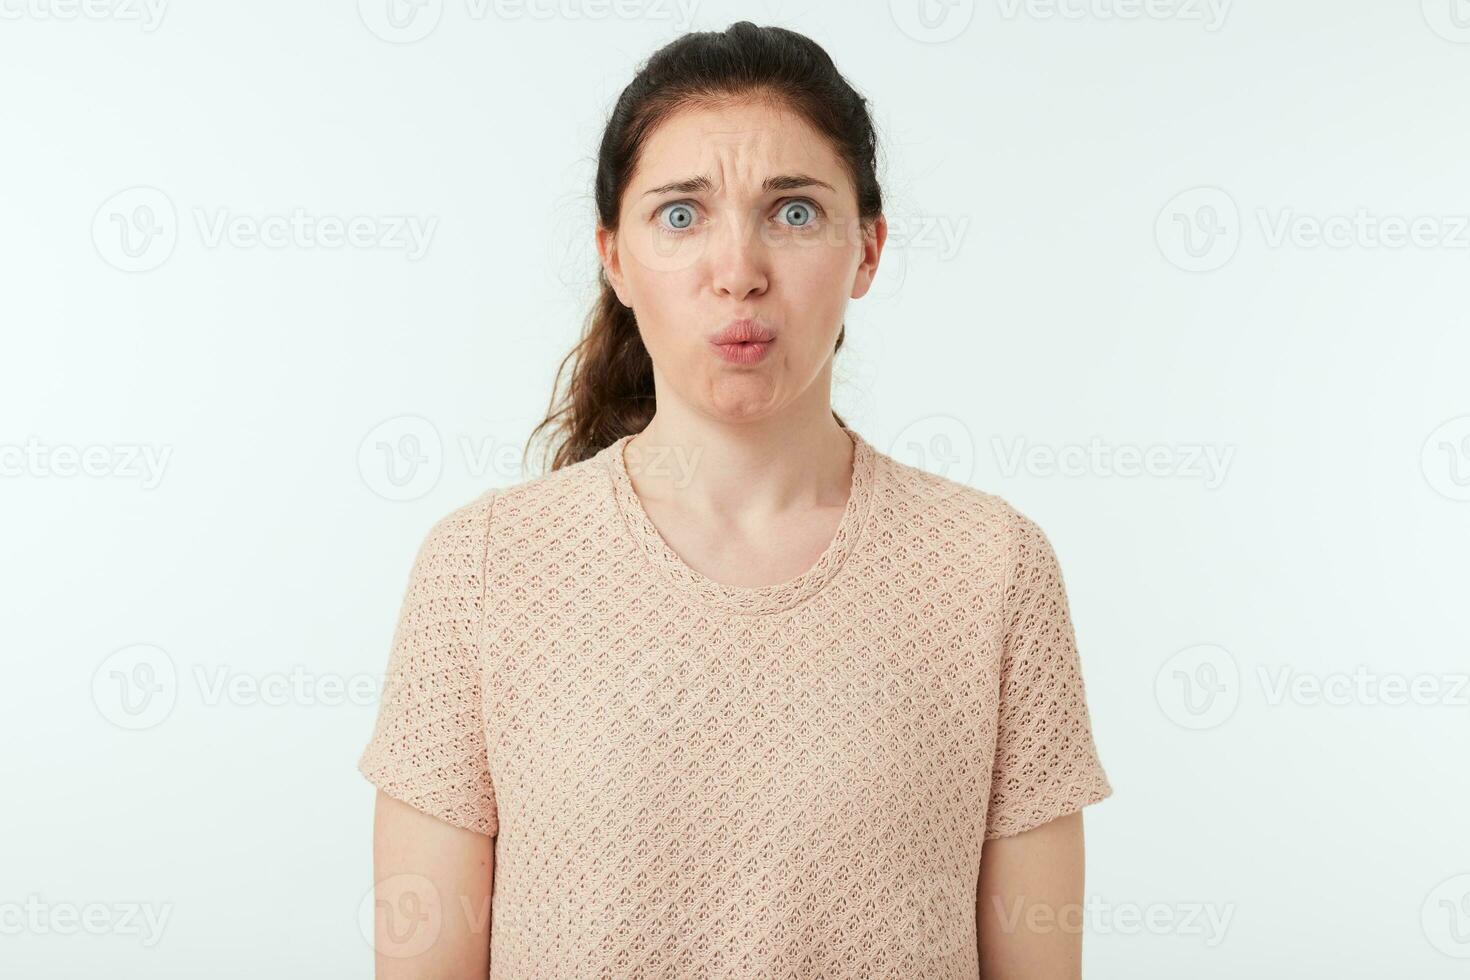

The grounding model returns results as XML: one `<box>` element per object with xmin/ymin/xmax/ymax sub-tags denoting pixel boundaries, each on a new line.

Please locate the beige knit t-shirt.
<box><xmin>358</xmin><ymin>425</ymin><xmax>1112</xmax><ymax>979</ymax></box>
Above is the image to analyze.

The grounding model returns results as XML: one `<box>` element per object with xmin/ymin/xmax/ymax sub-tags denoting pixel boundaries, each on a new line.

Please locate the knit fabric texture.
<box><xmin>357</xmin><ymin>425</ymin><xmax>1112</xmax><ymax>979</ymax></box>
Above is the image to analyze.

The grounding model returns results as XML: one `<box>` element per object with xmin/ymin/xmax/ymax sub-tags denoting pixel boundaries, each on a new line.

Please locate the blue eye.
<box><xmin>658</xmin><ymin>202</ymin><xmax>696</xmax><ymax>232</ymax></box>
<box><xmin>779</xmin><ymin>200</ymin><xmax>820</xmax><ymax>228</ymax></box>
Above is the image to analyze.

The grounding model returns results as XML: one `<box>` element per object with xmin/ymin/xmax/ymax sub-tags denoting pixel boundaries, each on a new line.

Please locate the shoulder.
<box><xmin>481</xmin><ymin>445</ymin><xmax>609</xmax><ymax>520</ymax></box>
<box><xmin>413</xmin><ymin>445</ymin><xmax>613</xmax><ymax>560</ymax></box>
<box><xmin>414</xmin><ymin>488</ymin><xmax>498</xmax><ymax>559</ymax></box>
<box><xmin>396</xmin><ymin>490</ymin><xmax>501</xmax><ymax>598</ymax></box>
<box><xmin>871</xmin><ymin>445</ymin><xmax>1051</xmax><ymax>562</ymax></box>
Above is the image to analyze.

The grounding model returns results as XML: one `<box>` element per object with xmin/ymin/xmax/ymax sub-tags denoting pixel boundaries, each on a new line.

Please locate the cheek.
<box><xmin>782</xmin><ymin>245</ymin><xmax>853</xmax><ymax>356</ymax></box>
<box><xmin>625</xmin><ymin>267</ymin><xmax>701</xmax><ymax>360</ymax></box>
<box><xmin>778</xmin><ymin>242</ymin><xmax>855</xmax><ymax>334</ymax></box>
<box><xmin>780</xmin><ymin>235</ymin><xmax>855</xmax><ymax>291</ymax></box>
<box><xmin>621</xmin><ymin>227</ymin><xmax>708</xmax><ymax>301</ymax></box>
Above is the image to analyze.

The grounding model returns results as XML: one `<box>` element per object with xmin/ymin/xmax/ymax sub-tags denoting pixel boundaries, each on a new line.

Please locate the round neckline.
<box><xmin>601</xmin><ymin>427</ymin><xmax>877</xmax><ymax>616</ymax></box>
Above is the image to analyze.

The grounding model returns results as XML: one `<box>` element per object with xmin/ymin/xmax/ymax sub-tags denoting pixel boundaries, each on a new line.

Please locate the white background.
<box><xmin>3</xmin><ymin>0</ymin><xmax>1468</xmax><ymax>976</ymax></box>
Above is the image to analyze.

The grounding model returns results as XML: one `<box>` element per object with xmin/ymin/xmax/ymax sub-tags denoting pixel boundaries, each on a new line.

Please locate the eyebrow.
<box><xmin>639</xmin><ymin>173</ymin><xmax>837</xmax><ymax>198</ymax></box>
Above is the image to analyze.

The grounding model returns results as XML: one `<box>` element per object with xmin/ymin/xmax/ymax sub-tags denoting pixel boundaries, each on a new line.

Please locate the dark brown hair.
<box><xmin>525</xmin><ymin>21</ymin><xmax>884</xmax><ymax>473</ymax></box>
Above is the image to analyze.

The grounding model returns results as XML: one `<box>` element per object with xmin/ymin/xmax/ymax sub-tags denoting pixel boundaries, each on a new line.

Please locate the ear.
<box><xmin>596</xmin><ymin>226</ymin><xmax>633</xmax><ymax>308</ymax></box>
<box><xmin>849</xmin><ymin>214</ymin><xmax>887</xmax><ymax>301</ymax></box>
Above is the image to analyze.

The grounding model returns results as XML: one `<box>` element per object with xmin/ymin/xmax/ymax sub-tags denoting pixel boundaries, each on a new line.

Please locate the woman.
<box><xmin>358</xmin><ymin>21</ymin><xmax>1112</xmax><ymax>979</ymax></box>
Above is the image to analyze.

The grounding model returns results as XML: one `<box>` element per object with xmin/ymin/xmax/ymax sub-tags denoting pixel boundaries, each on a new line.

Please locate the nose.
<box><xmin>706</xmin><ymin>207</ymin><xmax>769</xmax><ymax>301</ymax></box>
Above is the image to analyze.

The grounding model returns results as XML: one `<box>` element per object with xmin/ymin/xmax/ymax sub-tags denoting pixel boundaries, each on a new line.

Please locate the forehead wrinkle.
<box><xmin>641</xmin><ymin>136</ymin><xmax>831</xmax><ymax>201</ymax></box>
<box><xmin>631</xmin><ymin>108</ymin><xmax>843</xmax><ymax>207</ymax></box>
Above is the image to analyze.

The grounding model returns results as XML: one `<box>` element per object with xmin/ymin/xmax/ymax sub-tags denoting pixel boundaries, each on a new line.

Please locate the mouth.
<box><xmin>710</xmin><ymin>318</ymin><xmax>776</xmax><ymax>346</ymax></box>
<box><xmin>709</xmin><ymin>319</ymin><xmax>776</xmax><ymax>365</ymax></box>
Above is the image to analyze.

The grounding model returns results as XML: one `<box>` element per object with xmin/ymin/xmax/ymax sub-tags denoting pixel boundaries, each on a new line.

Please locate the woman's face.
<box><xmin>598</xmin><ymin>99</ymin><xmax>885</xmax><ymax>424</ymax></box>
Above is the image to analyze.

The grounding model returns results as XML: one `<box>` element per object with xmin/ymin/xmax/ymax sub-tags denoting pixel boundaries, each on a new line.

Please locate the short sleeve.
<box><xmin>984</xmin><ymin>507</ymin><xmax>1112</xmax><ymax>839</ymax></box>
<box><xmin>357</xmin><ymin>493</ymin><xmax>499</xmax><ymax>836</ymax></box>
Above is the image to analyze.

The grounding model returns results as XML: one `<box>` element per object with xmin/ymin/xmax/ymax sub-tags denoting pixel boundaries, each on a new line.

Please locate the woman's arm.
<box><xmin>369</xmin><ymin>791</ymin><xmax>494</xmax><ymax>979</ymax></box>
<box><xmin>976</xmin><ymin>810</ymin><xmax>1087</xmax><ymax>980</ymax></box>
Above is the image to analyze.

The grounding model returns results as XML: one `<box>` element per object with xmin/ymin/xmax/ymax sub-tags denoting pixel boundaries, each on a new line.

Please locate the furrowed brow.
<box><xmin>641</xmin><ymin>173</ymin><xmax>835</xmax><ymax>197</ymax></box>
